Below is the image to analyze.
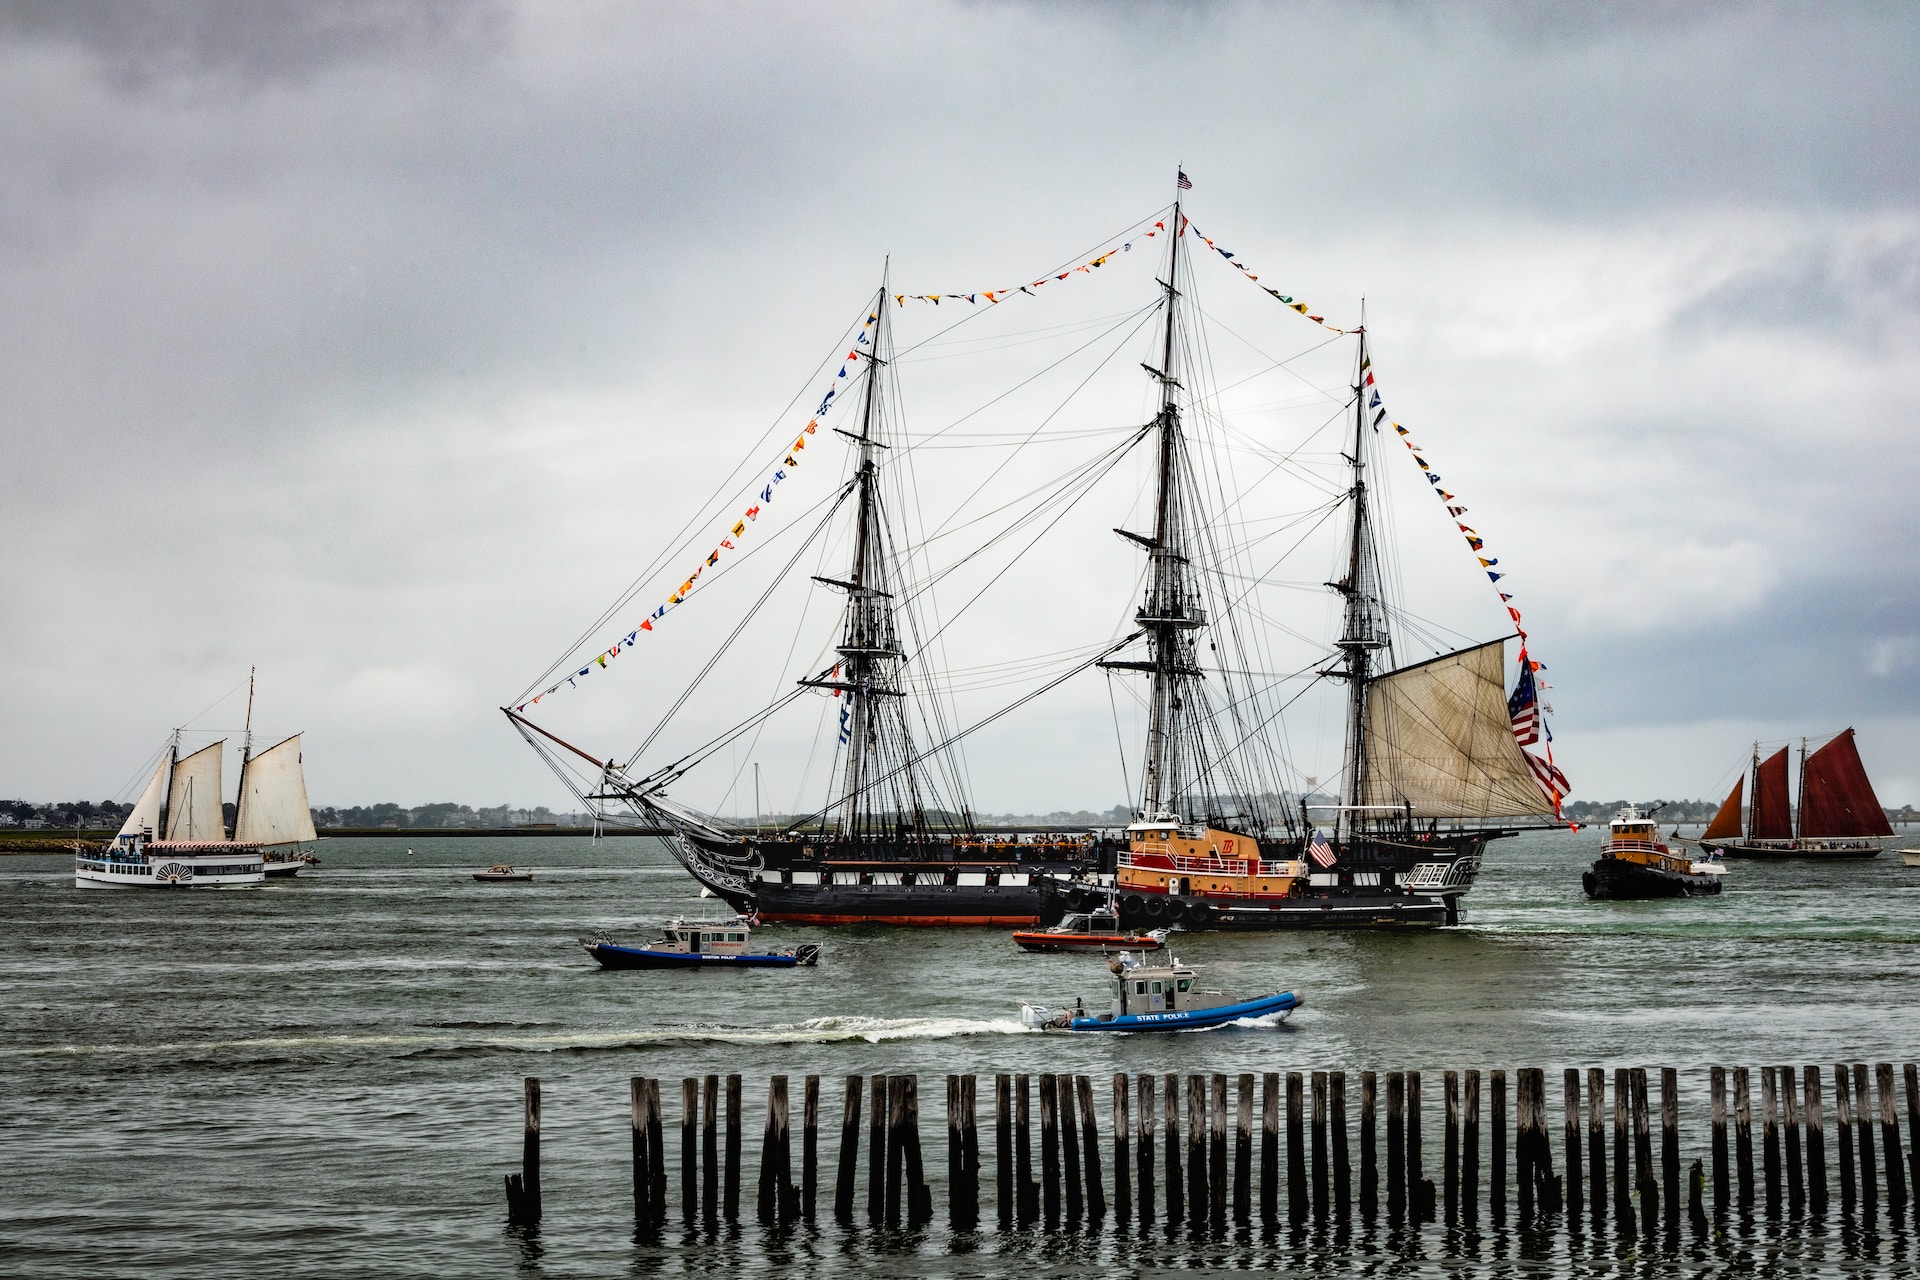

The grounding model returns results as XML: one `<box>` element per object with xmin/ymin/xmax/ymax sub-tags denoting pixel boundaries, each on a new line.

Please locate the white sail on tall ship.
<box><xmin>76</xmin><ymin>671</ymin><xmax>317</xmax><ymax>889</ymax></box>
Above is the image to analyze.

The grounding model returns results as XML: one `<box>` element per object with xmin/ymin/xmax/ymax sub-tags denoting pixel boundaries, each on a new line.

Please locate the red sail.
<box><xmin>1703</xmin><ymin>776</ymin><xmax>1744</xmax><ymax>840</ymax></box>
<box><xmin>1752</xmin><ymin>748</ymin><xmax>1792</xmax><ymax>840</ymax></box>
<box><xmin>1799</xmin><ymin>728</ymin><xmax>1894</xmax><ymax>838</ymax></box>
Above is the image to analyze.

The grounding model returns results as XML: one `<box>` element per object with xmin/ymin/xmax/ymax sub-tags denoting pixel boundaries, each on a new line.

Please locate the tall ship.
<box><xmin>77</xmin><ymin>673</ymin><xmax>318</xmax><ymax>889</ymax></box>
<box><xmin>507</xmin><ymin>176</ymin><xmax>1567</xmax><ymax>927</ymax></box>
<box><xmin>1699</xmin><ymin>729</ymin><xmax>1891</xmax><ymax>859</ymax></box>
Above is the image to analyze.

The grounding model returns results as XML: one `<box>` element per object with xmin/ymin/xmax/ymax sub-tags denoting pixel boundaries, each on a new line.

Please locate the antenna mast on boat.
<box><xmin>1333</xmin><ymin>309</ymin><xmax>1389</xmax><ymax>842</ymax></box>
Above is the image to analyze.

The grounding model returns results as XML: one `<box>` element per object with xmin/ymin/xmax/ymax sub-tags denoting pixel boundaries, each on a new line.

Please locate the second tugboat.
<box><xmin>1582</xmin><ymin>805</ymin><xmax>1726</xmax><ymax>900</ymax></box>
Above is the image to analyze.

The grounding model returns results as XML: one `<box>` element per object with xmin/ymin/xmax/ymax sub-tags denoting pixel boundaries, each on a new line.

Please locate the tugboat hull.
<box><xmin>1046</xmin><ymin>879</ymin><xmax>1458</xmax><ymax>931</ymax></box>
<box><xmin>1582</xmin><ymin>857</ymin><xmax>1723</xmax><ymax>900</ymax></box>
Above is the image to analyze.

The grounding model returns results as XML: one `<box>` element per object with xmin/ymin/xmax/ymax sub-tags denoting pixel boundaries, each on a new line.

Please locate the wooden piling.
<box><xmin>1186</xmin><ymin>1074</ymin><xmax>1207</xmax><ymax>1228</ymax></box>
<box><xmin>1138</xmin><ymin>1073</ymin><xmax>1157</xmax><ymax>1225</ymax></box>
<box><xmin>1463</xmin><ymin>1070</ymin><xmax>1481</xmax><ymax>1225</ymax></box>
<box><xmin>1804</xmin><ymin>1065</ymin><xmax>1827</xmax><ymax>1214</ymax></box>
<box><xmin>1907</xmin><ymin>1064</ymin><xmax>1920</xmax><ymax>1222</ymax></box>
<box><xmin>1854</xmin><ymin>1062</ymin><xmax>1878</xmax><ymax>1214</ymax></box>
<box><xmin>637</xmin><ymin>1082</ymin><xmax>660</xmax><ymax>1228</ymax></box>
<box><xmin>961</xmin><ymin>1074</ymin><xmax>981</xmax><ymax>1229</ymax></box>
<box><xmin>1261</xmin><ymin>1072</ymin><xmax>1279</xmax><ymax>1225</ymax></box>
<box><xmin>1710</xmin><ymin>1066</ymin><xmax>1727</xmax><ymax>1220</ymax></box>
<box><xmin>1289</xmin><ymin>1070</ymin><xmax>1309</xmax><ymax>1226</ymax></box>
<box><xmin>1586</xmin><ymin>1068</ymin><xmax>1604</xmax><ymax>1223</ymax></box>
<box><xmin>1361</xmin><ymin>1071</ymin><xmax>1379</xmax><ymax>1221</ymax></box>
<box><xmin>704</xmin><ymin>1074</ymin><xmax>720</xmax><ymax>1227</ymax></box>
<box><xmin>1562</xmin><ymin>1068</ymin><xmax>1581</xmax><ymax>1218</ymax></box>
<box><xmin>1407</xmin><ymin>1071</ymin><xmax>1426</xmax><ymax>1222</ymax></box>
<box><xmin>647</xmin><ymin>1078</ymin><xmax>666</xmax><ymax>1226</ymax></box>
<box><xmin>1015</xmin><ymin>1074</ymin><xmax>1036</xmax><ymax>1226</ymax></box>
<box><xmin>1660</xmin><ymin>1067</ymin><xmax>1678</xmax><ymax>1230</ymax></box>
<box><xmin>1780</xmin><ymin>1065</ymin><xmax>1803</xmax><ymax>1214</ymax></box>
<box><xmin>1877</xmin><ymin>1063</ymin><xmax>1906</xmax><ymax>1212</ymax></box>
<box><xmin>1762</xmin><ymin>1066</ymin><xmax>1781</xmax><ymax>1217</ymax></box>
<box><xmin>905</xmin><ymin>1075</ymin><xmax>931</xmax><ymax>1227</ymax></box>
<box><xmin>996</xmin><ymin>1073</ymin><xmax>1013</xmax><ymax>1228</ymax></box>
<box><xmin>1058</xmin><ymin>1074</ymin><xmax>1082</xmax><ymax>1224</ymax></box>
<box><xmin>834</xmin><ymin>1075</ymin><xmax>861</xmax><ymax>1226</ymax></box>
<box><xmin>869</xmin><ymin>1074</ymin><xmax>887</xmax><ymax>1226</ymax></box>
<box><xmin>1534</xmin><ymin>1070</ymin><xmax>1560</xmax><ymax>1214</ymax></box>
<box><xmin>1630</xmin><ymin>1067</ymin><xmax>1651</xmax><ymax>1199</ymax></box>
<box><xmin>756</xmin><ymin>1076</ymin><xmax>780</xmax><ymax>1223</ymax></box>
<box><xmin>681</xmin><ymin>1078</ymin><xmax>698</xmax><ymax>1224</ymax></box>
<box><xmin>803</xmin><ymin>1075</ymin><xmax>819</xmax><ymax>1223</ymax></box>
<box><xmin>1444</xmin><ymin>1071</ymin><xmax>1460</xmax><ymax>1223</ymax></box>
<box><xmin>887</xmin><ymin>1075</ymin><xmax>910</xmax><ymax>1228</ymax></box>
<box><xmin>1310</xmin><ymin>1071</ymin><xmax>1328</xmax><ymax>1225</ymax></box>
<box><xmin>1386</xmin><ymin>1071</ymin><xmax>1405</xmax><ymax>1224</ymax></box>
<box><xmin>724</xmin><ymin>1074</ymin><xmax>742</xmax><ymax>1223</ymax></box>
<box><xmin>1732</xmin><ymin>1066</ymin><xmax>1753</xmax><ymax>1213</ymax></box>
<box><xmin>1490</xmin><ymin>1070</ymin><xmax>1507</xmax><ymax>1222</ymax></box>
<box><xmin>1209</xmin><ymin>1072</ymin><xmax>1228</xmax><ymax>1230</ymax></box>
<box><xmin>1690</xmin><ymin>1157</ymin><xmax>1708</xmax><ymax>1234</ymax></box>
<box><xmin>1515</xmin><ymin>1069</ymin><xmax>1535</xmax><ymax>1220</ymax></box>
<box><xmin>1613</xmin><ymin>1067</ymin><xmax>1631</xmax><ymax>1224</ymax></box>
<box><xmin>947</xmin><ymin>1076</ymin><xmax>962</xmax><ymax>1230</ymax></box>
<box><xmin>1164</xmin><ymin>1073</ymin><xmax>1184</xmax><ymax>1225</ymax></box>
<box><xmin>1834</xmin><ymin>1064</ymin><xmax>1857</xmax><ymax>1209</ymax></box>
<box><xmin>763</xmin><ymin>1076</ymin><xmax>795</xmax><ymax>1224</ymax></box>
<box><xmin>1235</xmin><ymin>1073</ymin><xmax>1254</xmax><ymax>1226</ymax></box>
<box><xmin>1332</xmin><ymin>1071</ymin><xmax>1352</xmax><ymax>1220</ymax></box>
<box><xmin>1077</xmin><ymin>1075</ymin><xmax>1105</xmax><ymax>1222</ymax></box>
<box><xmin>1114</xmin><ymin>1073</ymin><xmax>1132</xmax><ymax>1228</ymax></box>
<box><xmin>504</xmin><ymin>1075</ymin><xmax>541</xmax><ymax>1226</ymax></box>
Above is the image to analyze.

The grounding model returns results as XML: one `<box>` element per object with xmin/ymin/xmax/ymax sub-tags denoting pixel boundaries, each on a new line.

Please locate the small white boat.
<box><xmin>1900</xmin><ymin>849</ymin><xmax>1920</xmax><ymax>868</ymax></box>
<box><xmin>474</xmin><ymin>864</ymin><xmax>534</xmax><ymax>883</ymax></box>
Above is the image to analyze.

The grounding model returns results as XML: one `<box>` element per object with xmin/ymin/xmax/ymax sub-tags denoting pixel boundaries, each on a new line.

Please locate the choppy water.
<box><xmin>4</xmin><ymin>829</ymin><xmax>1920</xmax><ymax>1277</ymax></box>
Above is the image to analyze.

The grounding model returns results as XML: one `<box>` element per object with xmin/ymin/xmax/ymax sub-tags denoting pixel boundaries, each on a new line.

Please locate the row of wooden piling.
<box><xmin>503</xmin><ymin>1062</ymin><xmax>1920</xmax><ymax>1237</ymax></box>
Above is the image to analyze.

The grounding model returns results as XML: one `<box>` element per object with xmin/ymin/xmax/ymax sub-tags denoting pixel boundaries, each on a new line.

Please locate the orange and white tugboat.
<box><xmin>1581</xmin><ymin>805</ymin><xmax>1726</xmax><ymax>900</ymax></box>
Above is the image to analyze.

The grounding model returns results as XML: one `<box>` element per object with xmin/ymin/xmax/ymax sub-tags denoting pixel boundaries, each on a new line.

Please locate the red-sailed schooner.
<box><xmin>1699</xmin><ymin>728</ymin><xmax>1893</xmax><ymax>859</ymax></box>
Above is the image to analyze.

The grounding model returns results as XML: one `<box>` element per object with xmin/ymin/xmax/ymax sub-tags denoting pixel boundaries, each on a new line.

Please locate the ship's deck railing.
<box><xmin>1120</xmin><ymin>848</ymin><xmax>1300</xmax><ymax>877</ymax></box>
<box><xmin>1606</xmin><ymin>838</ymin><xmax>1672</xmax><ymax>854</ymax></box>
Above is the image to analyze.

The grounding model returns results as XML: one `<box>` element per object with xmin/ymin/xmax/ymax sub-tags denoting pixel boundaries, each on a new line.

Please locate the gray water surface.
<box><xmin>4</xmin><ymin>829</ymin><xmax>1918</xmax><ymax>1277</ymax></box>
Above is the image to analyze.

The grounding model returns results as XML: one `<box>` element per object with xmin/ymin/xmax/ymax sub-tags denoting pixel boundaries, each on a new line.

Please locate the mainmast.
<box><xmin>1333</xmin><ymin>323</ymin><xmax>1389</xmax><ymax>840</ymax></box>
<box><xmin>1131</xmin><ymin>187</ymin><xmax>1207</xmax><ymax>823</ymax></box>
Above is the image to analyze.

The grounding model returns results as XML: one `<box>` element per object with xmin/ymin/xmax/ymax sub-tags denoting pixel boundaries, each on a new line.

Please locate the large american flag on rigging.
<box><xmin>1306</xmin><ymin>829</ymin><xmax>1336</xmax><ymax>868</ymax></box>
<box><xmin>1507</xmin><ymin>660</ymin><xmax>1541</xmax><ymax>746</ymax></box>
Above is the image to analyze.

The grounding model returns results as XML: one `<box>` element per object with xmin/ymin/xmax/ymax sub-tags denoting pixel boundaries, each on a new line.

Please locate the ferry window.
<box><xmin>1178</xmin><ymin>979</ymin><xmax>1192</xmax><ymax>993</ymax></box>
<box><xmin>1135</xmin><ymin>981</ymin><xmax>1147</xmax><ymax>995</ymax></box>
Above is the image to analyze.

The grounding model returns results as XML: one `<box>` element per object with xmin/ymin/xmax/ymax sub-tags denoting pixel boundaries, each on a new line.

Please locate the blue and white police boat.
<box><xmin>1019</xmin><ymin>950</ymin><xmax>1300</xmax><ymax>1032</ymax></box>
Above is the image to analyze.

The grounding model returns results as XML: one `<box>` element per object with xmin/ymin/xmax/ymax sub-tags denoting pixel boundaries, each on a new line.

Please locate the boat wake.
<box><xmin>3</xmin><ymin>1015</ymin><xmax>1036</xmax><ymax>1061</ymax></box>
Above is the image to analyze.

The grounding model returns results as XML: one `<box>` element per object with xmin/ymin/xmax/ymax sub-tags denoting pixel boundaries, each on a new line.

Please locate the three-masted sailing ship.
<box><xmin>507</xmin><ymin>177</ymin><xmax>1565</xmax><ymax>928</ymax></box>
<box><xmin>77</xmin><ymin>671</ymin><xmax>318</xmax><ymax>889</ymax></box>
<box><xmin>1699</xmin><ymin>728</ymin><xmax>1892</xmax><ymax>859</ymax></box>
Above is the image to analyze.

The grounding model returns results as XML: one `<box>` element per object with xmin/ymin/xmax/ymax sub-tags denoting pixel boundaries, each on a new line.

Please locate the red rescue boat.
<box><xmin>1012</xmin><ymin>910</ymin><xmax>1167</xmax><ymax>954</ymax></box>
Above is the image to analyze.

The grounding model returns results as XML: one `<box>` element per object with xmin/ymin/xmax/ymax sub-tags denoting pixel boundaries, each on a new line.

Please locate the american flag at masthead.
<box><xmin>1177</xmin><ymin>170</ymin><xmax>1193</xmax><ymax>190</ymax></box>
<box><xmin>1306</xmin><ymin>829</ymin><xmax>1336</xmax><ymax>868</ymax></box>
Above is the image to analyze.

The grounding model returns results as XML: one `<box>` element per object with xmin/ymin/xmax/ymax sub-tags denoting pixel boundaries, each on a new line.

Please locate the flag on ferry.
<box><xmin>1508</xmin><ymin>660</ymin><xmax>1541</xmax><ymax>745</ymax></box>
<box><xmin>1307</xmin><ymin>829</ymin><xmax>1336</xmax><ymax>868</ymax></box>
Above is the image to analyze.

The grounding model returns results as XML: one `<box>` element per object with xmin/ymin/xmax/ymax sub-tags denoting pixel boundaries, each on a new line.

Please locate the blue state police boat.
<box><xmin>581</xmin><ymin>918</ymin><xmax>820</xmax><ymax>970</ymax></box>
<box><xmin>1019</xmin><ymin>950</ymin><xmax>1300</xmax><ymax>1032</ymax></box>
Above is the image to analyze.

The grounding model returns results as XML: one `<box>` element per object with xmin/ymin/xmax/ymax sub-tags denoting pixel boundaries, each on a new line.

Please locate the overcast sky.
<box><xmin>3</xmin><ymin>1</ymin><xmax>1916</xmax><ymax>814</ymax></box>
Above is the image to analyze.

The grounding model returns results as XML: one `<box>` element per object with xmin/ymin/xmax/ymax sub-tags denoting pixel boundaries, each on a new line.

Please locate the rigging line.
<box><xmin>782</xmin><ymin>632</ymin><xmax>1142</xmax><ymax>833</ymax></box>
<box><xmin>887</xmin><ymin>204</ymin><xmax>1175</xmax><ymax>361</ymax></box>
<box><xmin>1106</xmin><ymin>671</ymin><xmax>1134</xmax><ymax>815</ymax></box>
<box><xmin>918</xmin><ymin>303</ymin><xmax>1162</xmax><ymax>550</ymax></box>
<box><xmin>175</xmin><ymin>676</ymin><xmax>250</xmax><ymax>737</ymax></box>
<box><xmin>515</xmin><ymin>307</ymin><xmax>877</xmax><ymax>703</ymax></box>
<box><xmin>625</xmin><ymin>484</ymin><xmax>856</xmax><ymax>771</ymax></box>
<box><xmin>1190</xmin><ymin>302</ymin><xmax>1349</xmax><ymax>406</ymax></box>
<box><xmin>901</xmin><ymin>426</ymin><xmax>1150</xmax><ymax>665</ymax></box>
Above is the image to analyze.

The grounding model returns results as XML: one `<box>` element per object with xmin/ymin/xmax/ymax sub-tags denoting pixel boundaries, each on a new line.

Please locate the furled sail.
<box><xmin>164</xmin><ymin>741</ymin><xmax>227</xmax><ymax>842</ymax></box>
<box><xmin>1799</xmin><ymin>728</ymin><xmax>1893</xmax><ymax>838</ymax></box>
<box><xmin>116</xmin><ymin>758</ymin><xmax>168</xmax><ymax>840</ymax></box>
<box><xmin>1702</xmin><ymin>776</ymin><xmax>1744</xmax><ymax>841</ymax></box>
<box><xmin>233</xmin><ymin>733</ymin><xmax>317</xmax><ymax>846</ymax></box>
<box><xmin>1358</xmin><ymin>639</ymin><xmax>1552</xmax><ymax>819</ymax></box>
<box><xmin>1751</xmin><ymin>747</ymin><xmax>1792</xmax><ymax>840</ymax></box>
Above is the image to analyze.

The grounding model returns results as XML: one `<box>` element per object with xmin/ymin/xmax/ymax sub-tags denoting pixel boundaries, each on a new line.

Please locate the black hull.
<box><xmin>1709</xmin><ymin>841</ymin><xmax>1881</xmax><ymax>861</ymax></box>
<box><xmin>1582</xmin><ymin>858</ymin><xmax>1723</xmax><ymax>900</ymax></box>
<box><xmin>752</xmin><ymin>880</ymin><xmax>1047</xmax><ymax>925</ymax></box>
<box><xmin>1044</xmin><ymin>879</ymin><xmax>1457</xmax><ymax>931</ymax></box>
